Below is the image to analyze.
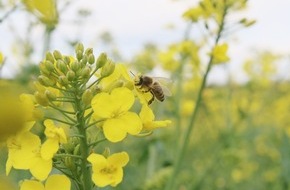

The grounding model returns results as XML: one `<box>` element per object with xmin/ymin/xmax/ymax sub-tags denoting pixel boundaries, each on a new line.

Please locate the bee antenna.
<box><xmin>129</xmin><ymin>71</ymin><xmax>135</xmax><ymax>76</ymax></box>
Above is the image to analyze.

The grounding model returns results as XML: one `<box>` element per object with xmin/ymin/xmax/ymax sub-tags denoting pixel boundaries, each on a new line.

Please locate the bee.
<box><xmin>133</xmin><ymin>73</ymin><xmax>172</xmax><ymax>105</ymax></box>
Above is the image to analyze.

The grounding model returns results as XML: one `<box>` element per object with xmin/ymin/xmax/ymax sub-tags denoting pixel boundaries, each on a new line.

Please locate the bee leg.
<box><xmin>148</xmin><ymin>91</ymin><xmax>155</xmax><ymax>105</ymax></box>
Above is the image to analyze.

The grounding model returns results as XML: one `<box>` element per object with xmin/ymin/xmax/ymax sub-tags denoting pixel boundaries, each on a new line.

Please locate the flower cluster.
<box><xmin>3</xmin><ymin>43</ymin><xmax>171</xmax><ymax>190</ymax></box>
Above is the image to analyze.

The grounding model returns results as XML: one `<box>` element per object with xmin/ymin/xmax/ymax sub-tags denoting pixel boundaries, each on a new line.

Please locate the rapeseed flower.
<box><xmin>212</xmin><ymin>43</ymin><xmax>230</xmax><ymax>64</ymax></box>
<box><xmin>91</xmin><ymin>87</ymin><xmax>142</xmax><ymax>142</ymax></box>
<box><xmin>87</xmin><ymin>152</ymin><xmax>129</xmax><ymax>187</ymax></box>
<box><xmin>20</xmin><ymin>175</ymin><xmax>70</xmax><ymax>190</ymax></box>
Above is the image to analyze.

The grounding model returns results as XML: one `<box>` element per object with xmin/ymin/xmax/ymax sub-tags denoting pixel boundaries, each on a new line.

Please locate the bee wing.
<box><xmin>152</xmin><ymin>77</ymin><xmax>172</xmax><ymax>97</ymax></box>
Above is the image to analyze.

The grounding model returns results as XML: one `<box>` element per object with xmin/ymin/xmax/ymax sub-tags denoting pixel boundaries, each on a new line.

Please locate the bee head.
<box><xmin>134</xmin><ymin>73</ymin><xmax>143</xmax><ymax>85</ymax></box>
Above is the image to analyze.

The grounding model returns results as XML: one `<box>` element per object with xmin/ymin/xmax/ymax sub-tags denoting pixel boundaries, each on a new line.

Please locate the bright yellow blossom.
<box><xmin>41</xmin><ymin>120</ymin><xmax>67</xmax><ymax>160</ymax></box>
<box><xmin>6</xmin><ymin>122</ymin><xmax>40</xmax><ymax>175</ymax></box>
<box><xmin>0</xmin><ymin>52</ymin><xmax>4</xmax><ymax>65</ymax></box>
<box><xmin>139</xmin><ymin>105</ymin><xmax>171</xmax><ymax>131</ymax></box>
<box><xmin>87</xmin><ymin>152</ymin><xmax>129</xmax><ymax>187</ymax></box>
<box><xmin>212</xmin><ymin>43</ymin><xmax>230</xmax><ymax>64</ymax></box>
<box><xmin>20</xmin><ymin>175</ymin><xmax>71</xmax><ymax>190</ymax></box>
<box><xmin>29</xmin><ymin>151</ymin><xmax>53</xmax><ymax>181</ymax></box>
<box><xmin>91</xmin><ymin>87</ymin><xmax>142</xmax><ymax>142</ymax></box>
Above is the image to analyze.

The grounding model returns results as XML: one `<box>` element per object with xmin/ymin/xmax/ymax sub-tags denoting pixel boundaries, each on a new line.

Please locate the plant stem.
<box><xmin>165</xmin><ymin>4</ymin><xmax>228</xmax><ymax>190</ymax></box>
<box><xmin>74</xmin><ymin>92</ymin><xmax>92</xmax><ymax>190</ymax></box>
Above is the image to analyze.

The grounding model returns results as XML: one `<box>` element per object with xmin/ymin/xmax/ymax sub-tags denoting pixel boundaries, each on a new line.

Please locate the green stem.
<box><xmin>165</xmin><ymin>4</ymin><xmax>228</xmax><ymax>190</ymax></box>
<box><xmin>74</xmin><ymin>93</ymin><xmax>92</xmax><ymax>190</ymax></box>
<box><xmin>44</xmin><ymin>116</ymin><xmax>75</xmax><ymax>126</ymax></box>
<box><xmin>88</xmin><ymin>138</ymin><xmax>107</xmax><ymax>148</ymax></box>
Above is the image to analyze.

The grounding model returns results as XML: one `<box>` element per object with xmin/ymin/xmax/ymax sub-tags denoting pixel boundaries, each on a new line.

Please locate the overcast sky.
<box><xmin>1</xmin><ymin>0</ymin><xmax>290</xmax><ymax>83</ymax></box>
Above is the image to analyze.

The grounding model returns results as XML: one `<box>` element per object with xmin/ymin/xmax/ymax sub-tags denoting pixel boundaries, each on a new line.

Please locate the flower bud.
<box><xmin>88</xmin><ymin>54</ymin><xmax>95</xmax><ymax>65</ymax></box>
<box><xmin>73</xmin><ymin>144</ymin><xmax>80</xmax><ymax>155</ymax></box>
<box><xmin>53</xmin><ymin>50</ymin><xmax>63</xmax><ymax>60</ymax></box>
<box><xmin>34</xmin><ymin>91</ymin><xmax>49</xmax><ymax>106</ymax></box>
<box><xmin>45</xmin><ymin>52</ymin><xmax>55</xmax><ymax>63</ymax></box>
<box><xmin>45</xmin><ymin>90</ymin><xmax>56</xmax><ymax>100</ymax></box>
<box><xmin>70</xmin><ymin>61</ymin><xmax>80</xmax><ymax>72</ymax></box>
<box><xmin>39</xmin><ymin>62</ymin><xmax>51</xmax><ymax>75</ymax></box>
<box><xmin>64</xmin><ymin>157</ymin><xmax>76</xmax><ymax>171</ymax></box>
<box><xmin>44</xmin><ymin>60</ymin><xmax>55</xmax><ymax>72</ymax></box>
<box><xmin>38</xmin><ymin>75</ymin><xmax>54</xmax><ymax>86</ymax></box>
<box><xmin>101</xmin><ymin>60</ymin><xmax>115</xmax><ymax>77</ymax></box>
<box><xmin>81</xmin><ymin>55</ymin><xmax>88</xmax><ymax>65</ymax></box>
<box><xmin>85</xmin><ymin>48</ymin><xmax>93</xmax><ymax>55</ymax></box>
<box><xmin>103</xmin><ymin>147</ymin><xmax>110</xmax><ymax>158</ymax></box>
<box><xmin>76</xmin><ymin>50</ymin><xmax>83</xmax><ymax>61</ymax></box>
<box><xmin>58</xmin><ymin>75</ymin><xmax>69</xmax><ymax>86</ymax></box>
<box><xmin>64</xmin><ymin>56</ymin><xmax>71</xmax><ymax>64</ymax></box>
<box><xmin>57</xmin><ymin>60</ymin><xmax>68</xmax><ymax>74</ymax></box>
<box><xmin>81</xmin><ymin>66</ymin><xmax>91</xmax><ymax>79</ymax></box>
<box><xmin>82</xmin><ymin>89</ymin><xmax>93</xmax><ymax>106</ymax></box>
<box><xmin>75</xmin><ymin>43</ymin><xmax>84</xmax><ymax>54</ymax></box>
<box><xmin>96</xmin><ymin>53</ymin><xmax>107</xmax><ymax>69</ymax></box>
<box><xmin>66</xmin><ymin>70</ymin><xmax>76</xmax><ymax>81</ymax></box>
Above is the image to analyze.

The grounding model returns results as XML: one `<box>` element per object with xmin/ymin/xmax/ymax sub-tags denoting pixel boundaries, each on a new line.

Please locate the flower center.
<box><xmin>100</xmin><ymin>165</ymin><xmax>117</xmax><ymax>174</ymax></box>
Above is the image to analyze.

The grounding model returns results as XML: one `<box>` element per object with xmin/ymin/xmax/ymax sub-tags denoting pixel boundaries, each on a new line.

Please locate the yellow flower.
<box><xmin>212</xmin><ymin>43</ymin><xmax>230</xmax><ymax>64</ymax></box>
<box><xmin>22</xmin><ymin>0</ymin><xmax>58</xmax><ymax>28</ymax></box>
<box><xmin>91</xmin><ymin>87</ymin><xmax>142</xmax><ymax>142</ymax></box>
<box><xmin>139</xmin><ymin>105</ymin><xmax>171</xmax><ymax>131</ymax></box>
<box><xmin>98</xmin><ymin>64</ymin><xmax>134</xmax><ymax>92</ymax></box>
<box><xmin>20</xmin><ymin>175</ymin><xmax>71</xmax><ymax>190</ymax></box>
<box><xmin>29</xmin><ymin>151</ymin><xmax>53</xmax><ymax>181</ymax></box>
<box><xmin>183</xmin><ymin>6</ymin><xmax>203</xmax><ymax>22</ymax></box>
<box><xmin>41</xmin><ymin>120</ymin><xmax>67</xmax><ymax>160</ymax></box>
<box><xmin>87</xmin><ymin>152</ymin><xmax>129</xmax><ymax>187</ymax></box>
<box><xmin>20</xmin><ymin>93</ymin><xmax>43</xmax><ymax>121</ymax></box>
<box><xmin>6</xmin><ymin>122</ymin><xmax>40</xmax><ymax>175</ymax></box>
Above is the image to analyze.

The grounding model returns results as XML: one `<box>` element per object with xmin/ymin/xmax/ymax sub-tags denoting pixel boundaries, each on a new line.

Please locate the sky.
<box><xmin>0</xmin><ymin>0</ymin><xmax>290</xmax><ymax>83</ymax></box>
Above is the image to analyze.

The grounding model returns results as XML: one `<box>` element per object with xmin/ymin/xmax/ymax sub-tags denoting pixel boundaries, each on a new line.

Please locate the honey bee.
<box><xmin>133</xmin><ymin>73</ymin><xmax>172</xmax><ymax>105</ymax></box>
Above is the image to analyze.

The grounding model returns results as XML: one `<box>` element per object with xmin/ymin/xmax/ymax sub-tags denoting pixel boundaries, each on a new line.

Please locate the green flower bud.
<box><xmin>73</xmin><ymin>144</ymin><xmax>80</xmax><ymax>155</ymax></box>
<box><xmin>82</xmin><ymin>89</ymin><xmax>93</xmax><ymax>106</ymax></box>
<box><xmin>70</xmin><ymin>61</ymin><xmax>80</xmax><ymax>72</ymax></box>
<box><xmin>39</xmin><ymin>62</ymin><xmax>51</xmax><ymax>75</ymax></box>
<box><xmin>34</xmin><ymin>91</ymin><xmax>49</xmax><ymax>106</ymax></box>
<box><xmin>81</xmin><ymin>66</ymin><xmax>91</xmax><ymax>79</ymax></box>
<box><xmin>76</xmin><ymin>50</ymin><xmax>83</xmax><ymax>61</ymax></box>
<box><xmin>88</xmin><ymin>54</ymin><xmax>95</xmax><ymax>65</ymax></box>
<box><xmin>85</xmin><ymin>48</ymin><xmax>93</xmax><ymax>55</ymax></box>
<box><xmin>45</xmin><ymin>90</ymin><xmax>56</xmax><ymax>100</ymax></box>
<box><xmin>57</xmin><ymin>60</ymin><xmax>68</xmax><ymax>74</ymax></box>
<box><xmin>103</xmin><ymin>147</ymin><xmax>110</xmax><ymax>158</ymax></box>
<box><xmin>44</xmin><ymin>60</ymin><xmax>55</xmax><ymax>72</ymax></box>
<box><xmin>81</xmin><ymin>55</ymin><xmax>88</xmax><ymax>65</ymax></box>
<box><xmin>66</xmin><ymin>70</ymin><xmax>76</xmax><ymax>81</ymax></box>
<box><xmin>45</xmin><ymin>52</ymin><xmax>55</xmax><ymax>63</ymax></box>
<box><xmin>64</xmin><ymin>157</ymin><xmax>76</xmax><ymax>171</ymax></box>
<box><xmin>75</xmin><ymin>43</ymin><xmax>84</xmax><ymax>54</ymax></box>
<box><xmin>38</xmin><ymin>75</ymin><xmax>54</xmax><ymax>86</ymax></box>
<box><xmin>64</xmin><ymin>56</ymin><xmax>71</xmax><ymax>65</ymax></box>
<box><xmin>96</xmin><ymin>53</ymin><xmax>107</xmax><ymax>69</ymax></box>
<box><xmin>53</xmin><ymin>50</ymin><xmax>63</xmax><ymax>60</ymax></box>
<box><xmin>101</xmin><ymin>60</ymin><xmax>115</xmax><ymax>77</ymax></box>
<box><xmin>58</xmin><ymin>75</ymin><xmax>69</xmax><ymax>86</ymax></box>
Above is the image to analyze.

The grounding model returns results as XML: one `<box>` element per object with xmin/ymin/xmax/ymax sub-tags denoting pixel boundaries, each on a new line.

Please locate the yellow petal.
<box><xmin>139</xmin><ymin>105</ymin><xmax>155</xmax><ymax>122</ymax></box>
<box><xmin>45</xmin><ymin>175</ymin><xmax>71</xmax><ymax>190</ymax></box>
<box><xmin>103</xmin><ymin>119</ymin><xmax>127</xmax><ymax>142</ymax></box>
<box><xmin>30</xmin><ymin>157</ymin><xmax>52</xmax><ymax>181</ymax></box>
<box><xmin>44</xmin><ymin>120</ymin><xmax>56</xmax><ymax>138</ymax></box>
<box><xmin>110</xmin><ymin>168</ymin><xmax>123</xmax><ymax>187</ymax></box>
<box><xmin>108</xmin><ymin>152</ymin><xmax>129</xmax><ymax>167</ymax></box>
<box><xmin>87</xmin><ymin>153</ymin><xmax>107</xmax><ymax>171</ymax></box>
<box><xmin>118</xmin><ymin>112</ymin><xmax>142</xmax><ymax>135</ymax></box>
<box><xmin>41</xmin><ymin>139</ymin><xmax>59</xmax><ymax>160</ymax></box>
<box><xmin>55</xmin><ymin>127</ymin><xmax>67</xmax><ymax>143</ymax></box>
<box><xmin>110</xmin><ymin>87</ymin><xmax>134</xmax><ymax>112</ymax></box>
<box><xmin>92</xmin><ymin>171</ymin><xmax>113</xmax><ymax>187</ymax></box>
<box><xmin>20</xmin><ymin>180</ymin><xmax>44</xmax><ymax>190</ymax></box>
<box><xmin>91</xmin><ymin>92</ymin><xmax>115</xmax><ymax>118</ymax></box>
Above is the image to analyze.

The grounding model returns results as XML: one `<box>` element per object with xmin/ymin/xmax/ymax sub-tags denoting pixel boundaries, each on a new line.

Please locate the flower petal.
<box><xmin>111</xmin><ymin>88</ymin><xmax>134</xmax><ymax>113</ymax></box>
<box><xmin>111</xmin><ymin>168</ymin><xmax>123</xmax><ymax>187</ymax></box>
<box><xmin>92</xmin><ymin>170</ymin><xmax>113</xmax><ymax>187</ymax></box>
<box><xmin>108</xmin><ymin>152</ymin><xmax>129</xmax><ymax>167</ymax></box>
<box><xmin>103</xmin><ymin>119</ymin><xmax>127</xmax><ymax>142</ymax></box>
<box><xmin>41</xmin><ymin>139</ymin><xmax>59</xmax><ymax>160</ymax></box>
<box><xmin>87</xmin><ymin>153</ymin><xmax>107</xmax><ymax>171</ymax></box>
<box><xmin>118</xmin><ymin>112</ymin><xmax>142</xmax><ymax>135</ymax></box>
<box><xmin>20</xmin><ymin>180</ymin><xmax>44</xmax><ymax>190</ymax></box>
<box><xmin>140</xmin><ymin>105</ymin><xmax>155</xmax><ymax>122</ymax></box>
<box><xmin>45</xmin><ymin>175</ymin><xmax>71</xmax><ymax>190</ymax></box>
<box><xmin>30</xmin><ymin>157</ymin><xmax>52</xmax><ymax>181</ymax></box>
<box><xmin>91</xmin><ymin>92</ymin><xmax>114</xmax><ymax>119</ymax></box>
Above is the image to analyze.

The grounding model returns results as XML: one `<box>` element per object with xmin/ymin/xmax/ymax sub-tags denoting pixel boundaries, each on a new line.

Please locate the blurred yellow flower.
<box><xmin>22</xmin><ymin>0</ymin><xmax>58</xmax><ymax>28</ymax></box>
<box><xmin>87</xmin><ymin>152</ymin><xmax>129</xmax><ymax>187</ymax></box>
<box><xmin>0</xmin><ymin>52</ymin><xmax>4</xmax><ymax>65</ymax></box>
<box><xmin>20</xmin><ymin>175</ymin><xmax>71</xmax><ymax>190</ymax></box>
<box><xmin>91</xmin><ymin>87</ymin><xmax>142</xmax><ymax>142</ymax></box>
<box><xmin>139</xmin><ymin>105</ymin><xmax>171</xmax><ymax>131</ymax></box>
<box><xmin>212</xmin><ymin>43</ymin><xmax>230</xmax><ymax>64</ymax></box>
<box><xmin>41</xmin><ymin>120</ymin><xmax>67</xmax><ymax>160</ymax></box>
